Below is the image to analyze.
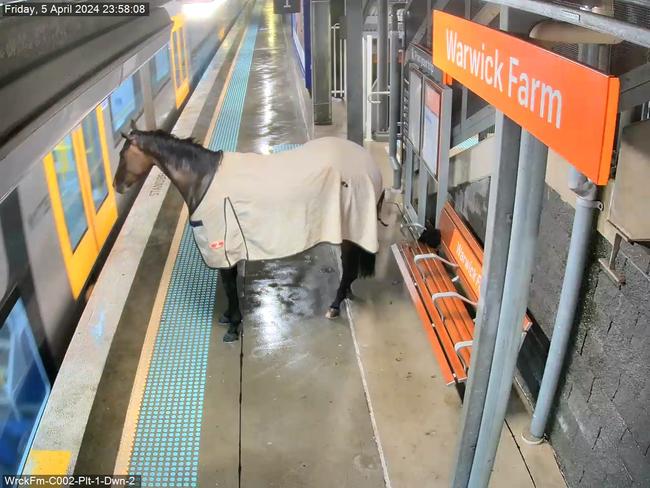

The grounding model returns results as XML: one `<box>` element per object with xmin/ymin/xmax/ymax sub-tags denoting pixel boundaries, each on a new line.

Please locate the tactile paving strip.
<box><xmin>207</xmin><ymin>9</ymin><xmax>261</xmax><ymax>153</ymax></box>
<box><xmin>270</xmin><ymin>143</ymin><xmax>302</xmax><ymax>153</ymax></box>
<box><xmin>128</xmin><ymin>6</ymin><xmax>261</xmax><ymax>487</ymax></box>
<box><xmin>129</xmin><ymin>226</ymin><xmax>215</xmax><ymax>488</ymax></box>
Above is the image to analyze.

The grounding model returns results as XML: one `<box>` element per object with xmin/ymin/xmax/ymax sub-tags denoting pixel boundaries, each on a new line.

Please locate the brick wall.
<box><xmin>449</xmin><ymin>180</ymin><xmax>650</xmax><ymax>487</ymax></box>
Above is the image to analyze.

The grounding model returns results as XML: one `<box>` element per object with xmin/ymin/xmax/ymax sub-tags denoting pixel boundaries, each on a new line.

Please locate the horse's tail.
<box><xmin>358</xmin><ymin>248</ymin><xmax>376</xmax><ymax>278</ymax></box>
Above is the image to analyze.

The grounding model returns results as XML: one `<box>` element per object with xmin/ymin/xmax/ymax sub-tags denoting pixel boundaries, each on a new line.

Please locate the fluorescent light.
<box><xmin>181</xmin><ymin>0</ymin><xmax>222</xmax><ymax>20</ymax></box>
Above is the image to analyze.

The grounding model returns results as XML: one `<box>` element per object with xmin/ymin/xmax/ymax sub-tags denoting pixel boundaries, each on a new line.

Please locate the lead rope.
<box><xmin>377</xmin><ymin>189</ymin><xmax>389</xmax><ymax>227</ymax></box>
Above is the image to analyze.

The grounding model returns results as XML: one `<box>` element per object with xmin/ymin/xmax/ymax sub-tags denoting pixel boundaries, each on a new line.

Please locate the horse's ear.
<box><xmin>130</xmin><ymin>119</ymin><xmax>138</xmax><ymax>131</ymax></box>
<box><xmin>121</xmin><ymin>132</ymin><xmax>129</xmax><ymax>140</ymax></box>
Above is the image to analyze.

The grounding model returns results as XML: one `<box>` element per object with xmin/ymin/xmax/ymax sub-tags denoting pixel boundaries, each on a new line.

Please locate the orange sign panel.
<box><xmin>432</xmin><ymin>11</ymin><xmax>619</xmax><ymax>185</ymax></box>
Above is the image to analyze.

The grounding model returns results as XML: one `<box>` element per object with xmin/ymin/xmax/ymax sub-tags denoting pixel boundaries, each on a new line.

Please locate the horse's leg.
<box><xmin>219</xmin><ymin>266</ymin><xmax>241</xmax><ymax>342</ymax></box>
<box><xmin>326</xmin><ymin>241</ymin><xmax>359</xmax><ymax>319</ymax></box>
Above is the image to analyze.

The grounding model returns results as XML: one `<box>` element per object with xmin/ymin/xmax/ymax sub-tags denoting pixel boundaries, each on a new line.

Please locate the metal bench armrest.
<box><xmin>400</xmin><ymin>222</ymin><xmax>425</xmax><ymax>239</ymax></box>
<box><xmin>414</xmin><ymin>253</ymin><xmax>459</xmax><ymax>269</ymax></box>
<box><xmin>453</xmin><ymin>332</ymin><xmax>526</xmax><ymax>372</ymax></box>
<box><xmin>455</xmin><ymin>340</ymin><xmax>474</xmax><ymax>370</ymax></box>
<box><xmin>431</xmin><ymin>291</ymin><xmax>478</xmax><ymax>322</ymax></box>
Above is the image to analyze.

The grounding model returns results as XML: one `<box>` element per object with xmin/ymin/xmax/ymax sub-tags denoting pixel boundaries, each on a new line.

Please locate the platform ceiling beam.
<box><xmin>487</xmin><ymin>0</ymin><xmax>650</xmax><ymax>48</ymax></box>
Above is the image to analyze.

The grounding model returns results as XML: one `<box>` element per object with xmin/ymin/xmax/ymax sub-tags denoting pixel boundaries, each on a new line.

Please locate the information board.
<box><xmin>422</xmin><ymin>82</ymin><xmax>442</xmax><ymax>177</ymax></box>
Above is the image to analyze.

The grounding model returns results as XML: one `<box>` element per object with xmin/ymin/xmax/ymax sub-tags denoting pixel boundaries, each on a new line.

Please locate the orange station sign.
<box><xmin>432</xmin><ymin>11</ymin><xmax>620</xmax><ymax>185</ymax></box>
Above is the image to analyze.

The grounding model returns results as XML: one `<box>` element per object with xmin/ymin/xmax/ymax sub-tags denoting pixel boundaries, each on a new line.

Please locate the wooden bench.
<box><xmin>392</xmin><ymin>202</ymin><xmax>533</xmax><ymax>386</ymax></box>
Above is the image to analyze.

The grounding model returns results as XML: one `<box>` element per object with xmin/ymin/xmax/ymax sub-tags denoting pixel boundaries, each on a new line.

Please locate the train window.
<box><xmin>79</xmin><ymin>107</ymin><xmax>118</xmax><ymax>251</ymax></box>
<box><xmin>81</xmin><ymin>115</ymin><xmax>109</xmax><ymax>211</ymax></box>
<box><xmin>152</xmin><ymin>45</ymin><xmax>171</xmax><ymax>92</ymax></box>
<box><xmin>0</xmin><ymin>294</ymin><xmax>50</xmax><ymax>475</ymax></box>
<box><xmin>51</xmin><ymin>136</ymin><xmax>88</xmax><ymax>250</ymax></box>
<box><xmin>109</xmin><ymin>75</ymin><xmax>142</xmax><ymax>138</ymax></box>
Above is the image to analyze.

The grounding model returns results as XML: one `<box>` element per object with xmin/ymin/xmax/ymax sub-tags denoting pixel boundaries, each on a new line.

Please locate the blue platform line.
<box><xmin>128</xmin><ymin>5</ymin><xmax>261</xmax><ymax>487</ymax></box>
<box><xmin>208</xmin><ymin>15</ymin><xmax>260</xmax><ymax>152</ymax></box>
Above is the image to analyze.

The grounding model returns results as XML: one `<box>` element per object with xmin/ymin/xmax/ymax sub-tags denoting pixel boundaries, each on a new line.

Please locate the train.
<box><xmin>0</xmin><ymin>0</ymin><xmax>248</xmax><ymax>473</ymax></box>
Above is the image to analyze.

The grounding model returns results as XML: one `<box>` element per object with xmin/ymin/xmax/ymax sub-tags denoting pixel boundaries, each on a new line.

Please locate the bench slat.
<box><xmin>403</xmin><ymin>246</ymin><xmax>467</xmax><ymax>381</ymax></box>
<box><xmin>405</xmin><ymin>244</ymin><xmax>474</xmax><ymax>372</ymax></box>
<box><xmin>391</xmin><ymin>244</ymin><xmax>457</xmax><ymax>386</ymax></box>
<box><xmin>411</xmin><ymin>243</ymin><xmax>476</xmax><ymax>341</ymax></box>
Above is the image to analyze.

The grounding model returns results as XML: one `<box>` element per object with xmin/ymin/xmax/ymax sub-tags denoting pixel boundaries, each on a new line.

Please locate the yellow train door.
<box><xmin>43</xmin><ymin>106</ymin><xmax>117</xmax><ymax>298</ymax></box>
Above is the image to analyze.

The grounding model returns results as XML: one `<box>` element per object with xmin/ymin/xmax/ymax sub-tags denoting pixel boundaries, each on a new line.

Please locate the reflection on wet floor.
<box><xmin>236</xmin><ymin>2</ymin><xmax>309</xmax><ymax>153</ymax></box>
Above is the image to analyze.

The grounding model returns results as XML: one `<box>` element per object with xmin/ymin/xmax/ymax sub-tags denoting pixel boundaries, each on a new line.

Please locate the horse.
<box><xmin>114</xmin><ymin>122</ymin><xmax>384</xmax><ymax>342</ymax></box>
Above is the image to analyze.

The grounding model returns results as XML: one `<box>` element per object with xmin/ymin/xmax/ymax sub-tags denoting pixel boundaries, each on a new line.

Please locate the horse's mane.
<box><xmin>135</xmin><ymin>129</ymin><xmax>222</xmax><ymax>176</ymax></box>
<box><xmin>140</xmin><ymin>130</ymin><xmax>209</xmax><ymax>152</ymax></box>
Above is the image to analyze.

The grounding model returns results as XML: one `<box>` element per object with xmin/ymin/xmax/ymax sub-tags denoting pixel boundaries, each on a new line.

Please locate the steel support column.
<box><xmin>388</xmin><ymin>27</ymin><xmax>401</xmax><ymax>189</ymax></box>
<box><xmin>139</xmin><ymin>66</ymin><xmax>156</xmax><ymax>130</ymax></box>
<box><xmin>345</xmin><ymin>0</ymin><xmax>363</xmax><ymax>144</ymax></box>
<box><xmin>310</xmin><ymin>0</ymin><xmax>332</xmax><ymax>124</ymax></box>
<box><xmin>526</xmin><ymin>42</ymin><xmax>607</xmax><ymax>444</ymax></box>
<box><xmin>527</xmin><ymin>166</ymin><xmax>596</xmax><ymax>442</ymax></box>
<box><xmin>451</xmin><ymin>113</ymin><xmax>522</xmax><ymax>488</ymax></box>
<box><xmin>377</xmin><ymin>0</ymin><xmax>389</xmax><ymax>132</ymax></box>
<box><xmin>468</xmin><ymin>130</ymin><xmax>548</xmax><ymax>488</ymax></box>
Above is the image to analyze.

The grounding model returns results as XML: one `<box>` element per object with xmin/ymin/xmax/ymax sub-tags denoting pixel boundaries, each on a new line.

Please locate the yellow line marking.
<box><xmin>113</xmin><ymin>206</ymin><xmax>188</xmax><ymax>474</ymax></box>
<box><xmin>24</xmin><ymin>450</ymin><xmax>71</xmax><ymax>475</ymax></box>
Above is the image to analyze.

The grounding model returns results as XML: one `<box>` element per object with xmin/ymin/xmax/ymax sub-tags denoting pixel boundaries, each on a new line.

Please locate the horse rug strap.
<box><xmin>189</xmin><ymin>137</ymin><xmax>383</xmax><ymax>269</ymax></box>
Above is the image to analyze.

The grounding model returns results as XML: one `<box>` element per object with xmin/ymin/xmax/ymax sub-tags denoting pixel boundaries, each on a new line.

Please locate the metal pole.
<box><xmin>365</xmin><ymin>34</ymin><xmax>373</xmax><ymax>141</ymax></box>
<box><xmin>451</xmin><ymin>113</ymin><xmax>522</xmax><ymax>487</ymax></box>
<box><xmin>526</xmin><ymin>167</ymin><xmax>596</xmax><ymax>442</ymax></box>
<box><xmin>388</xmin><ymin>28</ymin><xmax>401</xmax><ymax>189</ymax></box>
<box><xmin>377</xmin><ymin>0</ymin><xmax>388</xmax><ymax>132</ymax></box>
<box><xmin>468</xmin><ymin>130</ymin><xmax>548</xmax><ymax>488</ymax></box>
<box><xmin>310</xmin><ymin>0</ymin><xmax>332</xmax><ymax>124</ymax></box>
<box><xmin>332</xmin><ymin>25</ymin><xmax>338</xmax><ymax>96</ymax></box>
<box><xmin>345</xmin><ymin>0</ymin><xmax>363</xmax><ymax>144</ymax></box>
<box><xmin>343</xmin><ymin>38</ymin><xmax>347</xmax><ymax>99</ymax></box>
<box><xmin>339</xmin><ymin>36</ymin><xmax>344</xmax><ymax>96</ymax></box>
<box><xmin>526</xmin><ymin>42</ymin><xmax>605</xmax><ymax>444</ymax></box>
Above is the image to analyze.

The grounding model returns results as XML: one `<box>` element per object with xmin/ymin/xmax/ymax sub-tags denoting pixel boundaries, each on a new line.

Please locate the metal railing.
<box><xmin>330</xmin><ymin>23</ymin><xmax>346</xmax><ymax>98</ymax></box>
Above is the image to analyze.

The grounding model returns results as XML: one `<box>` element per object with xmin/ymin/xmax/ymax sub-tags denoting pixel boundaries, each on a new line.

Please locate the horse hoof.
<box><xmin>326</xmin><ymin>307</ymin><xmax>340</xmax><ymax>319</ymax></box>
<box><xmin>218</xmin><ymin>313</ymin><xmax>232</xmax><ymax>326</ymax></box>
<box><xmin>223</xmin><ymin>330</ymin><xmax>239</xmax><ymax>342</ymax></box>
<box><xmin>223</xmin><ymin>323</ymin><xmax>239</xmax><ymax>342</ymax></box>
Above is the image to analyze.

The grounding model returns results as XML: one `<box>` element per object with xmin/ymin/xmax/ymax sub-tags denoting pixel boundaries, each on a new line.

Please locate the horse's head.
<box><xmin>114</xmin><ymin>121</ymin><xmax>155</xmax><ymax>194</ymax></box>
